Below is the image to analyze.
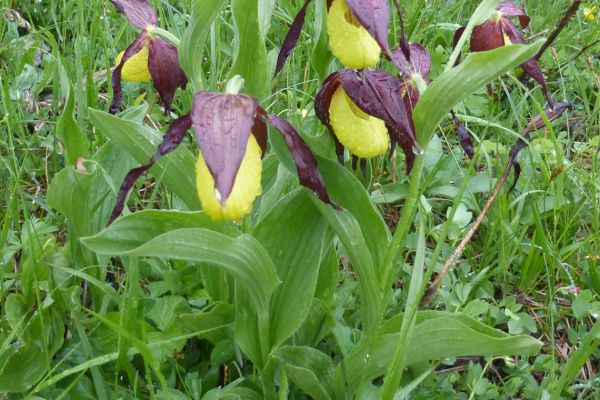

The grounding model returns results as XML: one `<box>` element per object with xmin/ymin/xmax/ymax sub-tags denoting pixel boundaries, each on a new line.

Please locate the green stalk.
<box><xmin>380</xmin><ymin>214</ymin><xmax>426</xmax><ymax>399</ymax></box>
<box><xmin>147</xmin><ymin>26</ymin><xmax>181</xmax><ymax>47</ymax></box>
<box><xmin>378</xmin><ymin>155</ymin><xmax>425</xmax><ymax>319</ymax></box>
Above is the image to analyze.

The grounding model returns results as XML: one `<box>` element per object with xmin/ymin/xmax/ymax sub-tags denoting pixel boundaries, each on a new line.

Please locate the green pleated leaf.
<box><xmin>253</xmin><ymin>190</ymin><xmax>331</xmax><ymax>349</ymax></box>
<box><xmin>317</xmin><ymin>157</ymin><xmax>390</xmax><ymax>268</ymax></box>
<box><xmin>55</xmin><ymin>47</ymin><xmax>89</xmax><ymax>164</ymax></box>
<box><xmin>414</xmin><ymin>41</ymin><xmax>544</xmax><ymax>146</ymax></box>
<box><xmin>311</xmin><ymin>157</ymin><xmax>390</xmax><ymax>331</ymax></box>
<box><xmin>311</xmin><ymin>0</ymin><xmax>333</xmax><ymax>81</ymax></box>
<box><xmin>88</xmin><ymin>109</ymin><xmax>199</xmax><ymax>211</ymax></box>
<box><xmin>230</xmin><ymin>0</ymin><xmax>270</xmax><ymax>98</ymax></box>
<box><xmin>339</xmin><ymin>311</ymin><xmax>543</xmax><ymax>391</ymax></box>
<box><xmin>273</xmin><ymin>346</ymin><xmax>337</xmax><ymax>400</ymax></box>
<box><xmin>80</xmin><ymin>210</ymin><xmax>239</xmax><ymax>254</ymax></box>
<box><xmin>0</xmin><ymin>308</ymin><xmax>64</xmax><ymax>393</ymax></box>
<box><xmin>82</xmin><ymin>228</ymin><xmax>278</xmax><ymax>312</ymax></box>
<box><xmin>180</xmin><ymin>0</ymin><xmax>225</xmax><ymax>90</ymax></box>
<box><xmin>83</xmin><ymin>226</ymin><xmax>279</xmax><ymax>368</ymax></box>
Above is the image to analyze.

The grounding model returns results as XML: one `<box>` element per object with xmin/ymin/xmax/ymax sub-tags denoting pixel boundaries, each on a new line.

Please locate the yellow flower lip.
<box><xmin>584</xmin><ymin>6</ymin><xmax>597</xmax><ymax>21</ymax></box>
<box><xmin>195</xmin><ymin>134</ymin><xmax>263</xmax><ymax>221</ymax></box>
<box><xmin>327</xmin><ymin>0</ymin><xmax>380</xmax><ymax>69</ymax></box>
<box><xmin>328</xmin><ymin>86</ymin><xmax>389</xmax><ymax>158</ymax></box>
<box><xmin>115</xmin><ymin>45</ymin><xmax>152</xmax><ymax>83</ymax></box>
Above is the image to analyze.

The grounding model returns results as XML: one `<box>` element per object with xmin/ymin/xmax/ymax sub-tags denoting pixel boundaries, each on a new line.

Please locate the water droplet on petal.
<box><xmin>412</xmin><ymin>143</ymin><xmax>424</xmax><ymax>155</ymax></box>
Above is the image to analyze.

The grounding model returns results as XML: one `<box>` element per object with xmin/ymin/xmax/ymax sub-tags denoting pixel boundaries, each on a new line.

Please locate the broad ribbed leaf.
<box><xmin>230</xmin><ymin>0</ymin><xmax>270</xmax><ymax>98</ymax></box>
<box><xmin>253</xmin><ymin>190</ymin><xmax>331</xmax><ymax>348</ymax></box>
<box><xmin>315</xmin><ymin>157</ymin><xmax>389</xmax><ymax>273</ymax></box>
<box><xmin>56</xmin><ymin>58</ymin><xmax>88</xmax><ymax>164</ymax></box>
<box><xmin>81</xmin><ymin>210</ymin><xmax>239</xmax><ymax>254</ymax></box>
<box><xmin>89</xmin><ymin>110</ymin><xmax>199</xmax><ymax>210</ymax></box>
<box><xmin>339</xmin><ymin>311</ymin><xmax>543</xmax><ymax>391</ymax></box>
<box><xmin>273</xmin><ymin>346</ymin><xmax>337</xmax><ymax>400</ymax></box>
<box><xmin>413</xmin><ymin>41</ymin><xmax>544</xmax><ymax>147</ymax></box>
<box><xmin>180</xmin><ymin>0</ymin><xmax>225</xmax><ymax>90</ymax></box>
<box><xmin>312</xmin><ymin>157</ymin><xmax>390</xmax><ymax>330</ymax></box>
<box><xmin>83</xmin><ymin>228</ymin><xmax>278</xmax><ymax>312</ymax></box>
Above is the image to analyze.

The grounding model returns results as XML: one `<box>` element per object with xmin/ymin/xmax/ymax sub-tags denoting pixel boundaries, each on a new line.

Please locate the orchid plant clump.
<box><xmin>64</xmin><ymin>0</ymin><xmax>575</xmax><ymax>397</ymax></box>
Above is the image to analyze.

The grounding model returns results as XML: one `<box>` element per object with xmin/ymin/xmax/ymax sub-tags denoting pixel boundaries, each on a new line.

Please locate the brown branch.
<box><xmin>535</xmin><ymin>0</ymin><xmax>581</xmax><ymax>60</ymax></box>
<box><xmin>420</xmin><ymin>158</ymin><xmax>513</xmax><ymax>306</ymax></box>
<box><xmin>420</xmin><ymin>102</ymin><xmax>574</xmax><ymax>307</ymax></box>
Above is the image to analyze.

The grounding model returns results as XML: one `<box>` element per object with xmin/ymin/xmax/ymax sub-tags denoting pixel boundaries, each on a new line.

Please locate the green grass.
<box><xmin>1</xmin><ymin>0</ymin><xmax>599</xmax><ymax>399</ymax></box>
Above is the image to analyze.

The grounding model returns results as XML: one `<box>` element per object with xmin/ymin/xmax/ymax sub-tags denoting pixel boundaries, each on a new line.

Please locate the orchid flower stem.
<box><xmin>147</xmin><ymin>26</ymin><xmax>180</xmax><ymax>48</ymax></box>
<box><xmin>379</xmin><ymin>154</ymin><xmax>425</xmax><ymax>320</ymax></box>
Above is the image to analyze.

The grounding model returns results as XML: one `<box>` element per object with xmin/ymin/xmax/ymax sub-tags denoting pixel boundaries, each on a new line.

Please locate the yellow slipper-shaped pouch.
<box><xmin>327</xmin><ymin>0</ymin><xmax>381</xmax><ymax>69</ymax></box>
<box><xmin>195</xmin><ymin>135</ymin><xmax>263</xmax><ymax>221</ymax></box>
<box><xmin>115</xmin><ymin>46</ymin><xmax>152</xmax><ymax>82</ymax></box>
<box><xmin>329</xmin><ymin>87</ymin><xmax>389</xmax><ymax>158</ymax></box>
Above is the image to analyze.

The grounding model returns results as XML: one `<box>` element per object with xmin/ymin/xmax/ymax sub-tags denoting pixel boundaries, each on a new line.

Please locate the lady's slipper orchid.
<box><xmin>109</xmin><ymin>0</ymin><xmax>187</xmax><ymax>113</ymax></box>
<box><xmin>459</xmin><ymin>1</ymin><xmax>555</xmax><ymax>107</ymax></box>
<box><xmin>393</xmin><ymin>42</ymin><xmax>475</xmax><ymax>160</ymax></box>
<box><xmin>315</xmin><ymin>67</ymin><xmax>419</xmax><ymax>171</ymax></box>
<box><xmin>108</xmin><ymin>83</ymin><xmax>335</xmax><ymax>224</ymax></box>
<box><xmin>274</xmin><ymin>0</ymin><xmax>392</xmax><ymax>75</ymax></box>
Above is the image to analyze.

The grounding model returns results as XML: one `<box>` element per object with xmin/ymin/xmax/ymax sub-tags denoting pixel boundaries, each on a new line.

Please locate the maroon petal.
<box><xmin>451</xmin><ymin>111</ymin><xmax>474</xmax><ymax>159</ymax></box>
<box><xmin>274</xmin><ymin>0</ymin><xmax>312</xmax><ymax>77</ymax></box>
<box><xmin>108</xmin><ymin>114</ymin><xmax>192</xmax><ymax>225</ymax></box>
<box><xmin>110</xmin><ymin>32</ymin><xmax>148</xmax><ymax>114</ymax></box>
<box><xmin>523</xmin><ymin>101</ymin><xmax>574</xmax><ymax>136</ymax></box>
<box><xmin>452</xmin><ymin>26</ymin><xmax>466</xmax><ymax>66</ymax></box>
<box><xmin>509</xmin><ymin>101</ymin><xmax>573</xmax><ymax>188</ymax></box>
<box><xmin>314</xmin><ymin>72</ymin><xmax>341</xmax><ymax>132</ymax></box>
<box><xmin>267</xmin><ymin>113</ymin><xmax>338</xmax><ymax>208</ymax></box>
<box><xmin>345</xmin><ymin>0</ymin><xmax>391</xmax><ymax>54</ymax></box>
<box><xmin>391</xmin><ymin>43</ymin><xmax>431</xmax><ymax>77</ymax></box>
<box><xmin>497</xmin><ymin>2</ymin><xmax>530</xmax><ymax>28</ymax></box>
<box><xmin>338</xmin><ymin>68</ymin><xmax>418</xmax><ymax>151</ymax></box>
<box><xmin>252</xmin><ymin>116</ymin><xmax>268</xmax><ymax>157</ymax></box>
<box><xmin>110</xmin><ymin>0</ymin><xmax>158</xmax><ymax>30</ymax></box>
<box><xmin>501</xmin><ymin>21</ymin><xmax>554</xmax><ymax>106</ymax></box>
<box><xmin>190</xmin><ymin>93</ymin><xmax>258</xmax><ymax>205</ymax></box>
<box><xmin>148</xmin><ymin>38</ymin><xmax>188</xmax><ymax>112</ymax></box>
<box><xmin>391</xmin><ymin>0</ymin><xmax>410</xmax><ymax>62</ymax></box>
<box><xmin>470</xmin><ymin>20</ymin><xmax>505</xmax><ymax>52</ymax></box>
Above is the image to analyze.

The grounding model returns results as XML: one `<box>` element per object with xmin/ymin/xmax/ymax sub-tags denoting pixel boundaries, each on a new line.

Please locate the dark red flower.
<box><xmin>109</xmin><ymin>0</ymin><xmax>187</xmax><ymax>113</ymax></box>
<box><xmin>108</xmin><ymin>83</ymin><xmax>335</xmax><ymax>224</ymax></box>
